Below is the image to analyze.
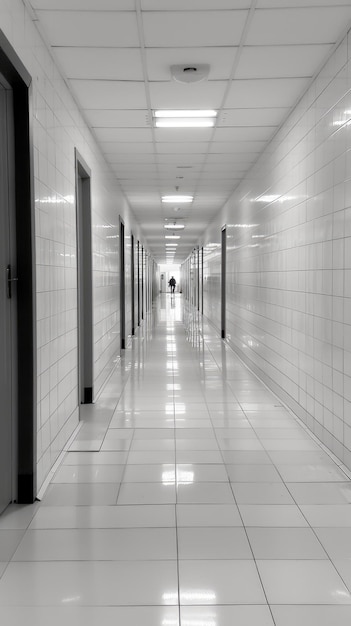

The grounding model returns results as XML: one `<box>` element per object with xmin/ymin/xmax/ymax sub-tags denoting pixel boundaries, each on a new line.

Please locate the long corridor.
<box><xmin>1</xmin><ymin>295</ymin><xmax>351</xmax><ymax>624</ymax></box>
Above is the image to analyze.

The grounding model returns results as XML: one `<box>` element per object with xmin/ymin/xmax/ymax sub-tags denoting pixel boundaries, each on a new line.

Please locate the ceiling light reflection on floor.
<box><xmin>180</xmin><ymin>590</ymin><xmax>217</xmax><ymax>602</ymax></box>
<box><xmin>177</xmin><ymin>470</ymin><xmax>194</xmax><ymax>484</ymax></box>
<box><xmin>162</xmin><ymin>471</ymin><xmax>176</xmax><ymax>485</ymax></box>
<box><xmin>182</xmin><ymin>620</ymin><xmax>216</xmax><ymax>626</ymax></box>
<box><xmin>174</xmin><ymin>403</ymin><xmax>186</xmax><ymax>414</ymax></box>
<box><xmin>162</xmin><ymin>470</ymin><xmax>194</xmax><ymax>485</ymax></box>
<box><xmin>162</xmin><ymin>591</ymin><xmax>178</xmax><ymax>602</ymax></box>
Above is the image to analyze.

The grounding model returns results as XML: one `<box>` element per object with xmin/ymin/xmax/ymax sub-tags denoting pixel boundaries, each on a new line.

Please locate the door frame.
<box><xmin>75</xmin><ymin>149</ymin><xmax>93</xmax><ymax>405</ymax></box>
<box><xmin>119</xmin><ymin>217</ymin><xmax>126</xmax><ymax>350</ymax></box>
<box><xmin>137</xmin><ymin>240</ymin><xmax>141</xmax><ymax>326</ymax></box>
<box><xmin>131</xmin><ymin>232</ymin><xmax>135</xmax><ymax>336</ymax></box>
<box><xmin>0</xmin><ymin>30</ymin><xmax>36</xmax><ymax>503</ymax></box>
<box><xmin>141</xmin><ymin>245</ymin><xmax>144</xmax><ymax>321</ymax></box>
<box><xmin>221</xmin><ymin>225</ymin><xmax>226</xmax><ymax>340</ymax></box>
<box><xmin>200</xmin><ymin>246</ymin><xmax>204</xmax><ymax>314</ymax></box>
<box><xmin>197</xmin><ymin>246</ymin><xmax>200</xmax><ymax>311</ymax></box>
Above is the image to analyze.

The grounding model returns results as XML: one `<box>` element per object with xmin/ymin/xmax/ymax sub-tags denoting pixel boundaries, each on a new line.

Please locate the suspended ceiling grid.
<box><xmin>27</xmin><ymin>0</ymin><xmax>351</xmax><ymax>262</ymax></box>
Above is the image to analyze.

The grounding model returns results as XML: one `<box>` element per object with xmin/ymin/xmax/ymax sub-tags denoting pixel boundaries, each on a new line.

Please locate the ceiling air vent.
<box><xmin>170</xmin><ymin>64</ymin><xmax>210</xmax><ymax>84</ymax></box>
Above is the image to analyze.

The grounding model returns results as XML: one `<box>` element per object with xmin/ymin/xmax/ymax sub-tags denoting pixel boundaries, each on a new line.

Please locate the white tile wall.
<box><xmin>202</xmin><ymin>30</ymin><xmax>351</xmax><ymax>470</ymax></box>
<box><xmin>1</xmin><ymin>0</ymin><xmax>142</xmax><ymax>492</ymax></box>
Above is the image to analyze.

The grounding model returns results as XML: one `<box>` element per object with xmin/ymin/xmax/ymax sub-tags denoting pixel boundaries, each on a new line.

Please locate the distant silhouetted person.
<box><xmin>169</xmin><ymin>276</ymin><xmax>176</xmax><ymax>294</ymax></box>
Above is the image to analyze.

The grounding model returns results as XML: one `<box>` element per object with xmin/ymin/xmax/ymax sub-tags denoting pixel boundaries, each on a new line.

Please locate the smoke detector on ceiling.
<box><xmin>170</xmin><ymin>64</ymin><xmax>210</xmax><ymax>84</ymax></box>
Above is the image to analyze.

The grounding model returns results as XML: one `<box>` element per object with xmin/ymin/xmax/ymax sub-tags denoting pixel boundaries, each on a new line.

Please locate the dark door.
<box><xmin>221</xmin><ymin>226</ymin><xmax>226</xmax><ymax>339</ymax></box>
<box><xmin>75</xmin><ymin>151</ymin><xmax>93</xmax><ymax>404</ymax></box>
<box><xmin>0</xmin><ymin>78</ymin><xmax>15</xmax><ymax>513</ymax></box>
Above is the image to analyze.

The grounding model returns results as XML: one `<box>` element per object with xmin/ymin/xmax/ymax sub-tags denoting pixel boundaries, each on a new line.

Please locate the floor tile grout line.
<box><xmin>11</xmin><ymin>295</ymin><xmax>351</xmax><ymax>615</ymax></box>
<box><xmin>188</xmin><ymin>301</ymin><xmax>351</xmax><ymax>606</ymax></box>
<box><xmin>194</xmin><ymin>304</ymin><xmax>351</xmax><ymax>480</ymax></box>
<box><xmin>203</xmin><ymin>315</ymin><xmax>351</xmax><ymax>478</ymax></box>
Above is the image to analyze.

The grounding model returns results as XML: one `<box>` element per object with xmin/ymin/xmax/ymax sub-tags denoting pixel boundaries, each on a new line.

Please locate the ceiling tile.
<box><xmin>106</xmin><ymin>154</ymin><xmax>157</xmax><ymax>164</ymax></box>
<box><xmin>69</xmin><ymin>80</ymin><xmax>147</xmax><ymax>109</ymax></box>
<box><xmin>115</xmin><ymin>171</ymin><xmax>159</xmax><ymax>179</ymax></box>
<box><xmin>237</xmin><ymin>44</ymin><xmax>333</xmax><ymax>79</ymax></box>
<box><xmin>142</xmin><ymin>0</ymin><xmax>251</xmax><ymax>8</ymax></box>
<box><xmin>257</xmin><ymin>0</ymin><xmax>351</xmax><ymax>7</ymax></box>
<box><xmin>32</xmin><ymin>0</ymin><xmax>134</xmax><ymax>7</ymax></box>
<box><xmin>121</xmin><ymin>181</ymin><xmax>163</xmax><ymax>189</ymax></box>
<box><xmin>154</xmin><ymin>128</ymin><xmax>214</xmax><ymax>143</ymax></box>
<box><xmin>213</xmin><ymin>126</ymin><xmax>276</xmax><ymax>141</ymax></box>
<box><xmin>54</xmin><ymin>48</ymin><xmax>144</xmax><ymax>80</ymax></box>
<box><xmin>93</xmin><ymin>128</ymin><xmax>153</xmax><ymax>142</ymax></box>
<box><xmin>156</xmin><ymin>142</ymin><xmax>209</xmax><ymax>154</ymax></box>
<box><xmin>246</xmin><ymin>8</ymin><xmax>351</xmax><ymax>45</ymax></box>
<box><xmin>145</xmin><ymin>47</ymin><xmax>237</xmax><ymax>81</ymax></box>
<box><xmin>30</xmin><ymin>0</ymin><xmax>351</xmax><ymax>263</ymax></box>
<box><xmin>199</xmin><ymin>172</ymin><xmax>243</xmax><ymax>181</ymax></box>
<box><xmin>202</xmin><ymin>163</ymin><xmax>248</xmax><ymax>172</ymax></box>
<box><xmin>218</xmin><ymin>108</ymin><xmax>289</xmax><ymax>126</ymax></box>
<box><xmin>149</xmin><ymin>80</ymin><xmax>226</xmax><ymax>109</ymax></box>
<box><xmin>85</xmin><ymin>110</ymin><xmax>151</xmax><ymax>128</ymax></box>
<box><xmin>114</xmin><ymin>164</ymin><xmax>158</xmax><ymax>172</ymax></box>
<box><xmin>101</xmin><ymin>142</ymin><xmax>154</xmax><ymax>154</ymax></box>
<box><xmin>205</xmin><ymin>153</ymin><xmax>258</xmax><ymax>164</ymax></box>
<box><xmin>157</xmin><ymin>163</ymin><xmax>202</xmax><ymax>172</ymax></box>
<box><xmin>142</xmin><ymin>11</ymin><xmax>248</xmax><ymax>47</ymax></box>
<box><xmin>226</xmin><ymin>78</ymin><xmax>310</xmax><ymax>108</ymax></box>
<box><xmin>209</xmin><ymin>140</ymin><xmax>266</xmax><ymax>153</ymax></box>
<box><xmin>124</xmin><ymin>192</ymin><xmax>160</xmax><ymax>202</ymax></box>
<box><xmin>155</xmin><ymin>155</ymin><xmax>206</xmax><ymax>164</ymax></box>
<box><xmin>36</xmin><ymin>10</ymin><xmax>139</xmax><ymax>46</ymax></box>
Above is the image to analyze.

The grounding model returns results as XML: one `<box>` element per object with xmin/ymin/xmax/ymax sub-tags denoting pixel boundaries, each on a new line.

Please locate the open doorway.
<box><xmin>159</xmin><ymin>265</ymin><xmax>180</xmax><ymax>294</ymax></box>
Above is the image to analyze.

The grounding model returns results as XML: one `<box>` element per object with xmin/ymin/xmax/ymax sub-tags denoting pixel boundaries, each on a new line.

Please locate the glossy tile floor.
<box><xmin>1</xmin><ymin>295</ymin><xmax>351</xmax><ymax>625</ymax></box>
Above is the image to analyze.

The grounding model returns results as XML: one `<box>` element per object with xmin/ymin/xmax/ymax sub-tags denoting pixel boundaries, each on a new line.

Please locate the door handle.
<box><xmin>6</xmin><ymin>265</ymin><xmax>18</xmax><ymax>299</ymax></box>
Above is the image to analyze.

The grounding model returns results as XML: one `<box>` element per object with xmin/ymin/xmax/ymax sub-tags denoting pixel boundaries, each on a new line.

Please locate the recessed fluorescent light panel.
<box><xmin>154</xmin><ymin>110</ymin><xmax>217</xmax><ymax>128</ymax></box>
<box><xmin>162</xmin><ymin>195</ymin><xmax>193</xmax><ymax>203</ymax></box>
<box><xmin>165</xmin><ymin>235</ymin><xmax>180</xmax><ymax>239</ymax></box>
<box><xmin>164</xmin><ymin>223</ymin><xmax>185</xmax><ymax>230</ymax></box>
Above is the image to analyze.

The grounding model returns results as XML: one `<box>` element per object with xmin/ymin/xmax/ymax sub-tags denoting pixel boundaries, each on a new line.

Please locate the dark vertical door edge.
<box><xmin>119</xmin><ymin>218</ymin><xmax>125</xmax><ymax>350</ymax></box>
<box><xmin>131</xmin><ymin>233</ymin><xmax>135</xmax><ymax>335</ymax></box>
<box><xmin>221</xmin><ymin>226</ymin><xmax>226</xmax><ymax>340</ymax></box>
<box><xmin>141</xmin><ymin>246</ymin><xmax>144</xmax><ymax>320</ymax></box>
<box><xmin>137</xmin><ymin>240</ymin><xmax>140</xmax><ymax>326</ymax></box>
<box><xmin>75</xmin><ymin>149</ymin><xmax>93</xmax><ymax>405</ymax></box>
<box><xmin>201</xmin><ymin>247</ymin><xmax>204</xmax><ymax>314</ymax></box>
<box><xmin>0</xmin><ymin>30</ymin><xmax>37</xmax><ymax>503</ymax></box>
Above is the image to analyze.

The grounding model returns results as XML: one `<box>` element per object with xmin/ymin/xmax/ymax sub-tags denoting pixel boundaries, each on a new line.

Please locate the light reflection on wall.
<box><xmin>37</xmin><ymin>194</ymin><xmax>74</xmax><ymax>205</ymax></box>
<box><xmin>251</xmin><ymin>194</ymin><xmax>306</xmax><ymax>204</ymax></box>
<box><xmin>61</xmin><ymin>595</ymin><xmax>82</xmax><ymax>604</ymax></box>
<box><xmin>333</xmin><ymin>110</ymin><xmax>351</xmax><ymax>127</ymax></box>
<box><xmin>227</xmin><ymin>223</ymin><xmax>259</xmax><ymax>228</ymax></box>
